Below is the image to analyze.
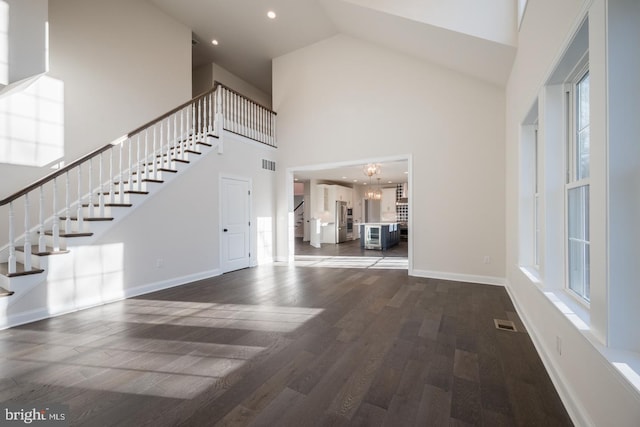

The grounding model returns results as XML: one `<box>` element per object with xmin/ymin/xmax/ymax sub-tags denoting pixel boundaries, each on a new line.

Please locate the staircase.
<box><xmin>0</xmin><ymin>81</ymin><xmax>276</xmax><ymax>299</ymax></box>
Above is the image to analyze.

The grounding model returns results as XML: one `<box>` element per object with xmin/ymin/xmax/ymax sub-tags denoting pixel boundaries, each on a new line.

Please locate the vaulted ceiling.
<box><xmin>148</xmin><ymin>0</ymin><xmax>518</xmax><ymax>94</ymax></box>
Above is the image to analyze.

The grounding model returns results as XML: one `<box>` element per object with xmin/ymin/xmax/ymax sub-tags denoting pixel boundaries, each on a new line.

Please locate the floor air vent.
<box><xmin>494</xmin><ymin>319</ymin><xmax>517</xmax><ymax>332</ymax></box>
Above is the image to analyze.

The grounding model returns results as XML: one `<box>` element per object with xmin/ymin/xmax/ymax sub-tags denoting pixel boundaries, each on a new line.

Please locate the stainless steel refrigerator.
<box><xmin>336</xmin><ymin>201</ymin><xmax>347</xmax><ymax>243</ymax></box>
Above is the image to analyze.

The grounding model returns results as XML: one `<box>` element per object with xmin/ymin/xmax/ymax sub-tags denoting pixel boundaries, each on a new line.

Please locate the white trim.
<box><xmin>219</xmin><ymin>174</ymin><xmax>252</xmax><ymax>273</ymax></box>
<box><xmin>504</xmin><ymin>280</ymin><xmax>594</xmax><ymax>427</ymax></box>
<box><xmin>411</xmin><ymin>269</ymin><xmax>505</xmax><ymax>287</ymax></box>
<box><xmin>285</xmin><ymin>153</ymin><xmax>413</xmax><ymax>270</ymax></box>
<box><xmin>0</xmin><ymin>268</ymin><xmax>221</xmax><ymax>330</ymax></box>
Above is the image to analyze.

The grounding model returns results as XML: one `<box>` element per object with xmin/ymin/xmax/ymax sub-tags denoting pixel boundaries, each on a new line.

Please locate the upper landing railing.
<box><xmin>0</xmin><ymin>82</ymin><xmax>276</xmax><ymax>275</ymax></box>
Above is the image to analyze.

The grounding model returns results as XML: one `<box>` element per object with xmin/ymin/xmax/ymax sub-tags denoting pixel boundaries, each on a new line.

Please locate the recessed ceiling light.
<box><xmin>211</xmin><ymin>39</ymin><xmax>219</xmax><ymax>45</ymax></box>
<box><xmin>388</xmin><ymin>181</ymin><xmax>393</xmax><ymax>184</ymax></box>
<box><xmin>267</xmin><ymin>10</ymin><xmax>277</xmax><ymax>19</ymax></box>
<box><xmin>294</xmin><ymin>178</ymin><xmax>299</xmax><ymax>181</ymax></box>
<box><xmin>353</xmin><ymin>179</ymin><xmax>358</xmax><ymax>182</ymax></box>
<box><xmin>342</xmin><ymin>176</ymin><xmax>347</xmax><ymax>179</ymax></box>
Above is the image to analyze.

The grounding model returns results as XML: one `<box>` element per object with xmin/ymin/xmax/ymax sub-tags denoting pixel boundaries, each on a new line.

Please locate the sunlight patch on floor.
<box><xmin>289</xmin><ymin>255</ymin><xmax>408</xmax><ymax>269</ymax></box>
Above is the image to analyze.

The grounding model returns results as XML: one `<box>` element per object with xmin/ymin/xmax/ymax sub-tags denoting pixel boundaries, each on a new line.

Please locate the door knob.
<box><xmin>223</xmin><ymin>228</ymin><xmax>228</xmax><ymax>232</ymax></box>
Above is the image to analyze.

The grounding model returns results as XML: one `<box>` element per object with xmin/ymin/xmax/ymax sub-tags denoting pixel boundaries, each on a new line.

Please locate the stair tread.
<box><xmin>113</xmin><ymin>178</ymin><xmax>164</xmax><ymax>185</ymax></box>
<box><xmin>16</xmin><ymin>246</ymin><xmax>70</xmax><ymax>256</ymax></box>
<box><xmin>0</xmin><ymin>262</ymin><xmax>45</xmax><ymax>277</ymax></box>
<box><xmin>82</xmin><ymin>203</ymin><xmax>133</xmax><ymax>208</ymax></box>
<box><xmin>100</xmin><ymin>190</ymin><xmax>149</xmax><ymax>195</ymax></box>
<box><xmin>59</xmin><ymin>216</ymin><xmax>114</xmax><ymax>221</ymax></box>
<box><xmin>44</xmin><ymin>231</ymin><xmax>93</xmax><ymax>238</ymax></box>
<box><xmin>0</xmin><ymin>287</ymin><xmax>14</xmax><ymax>297</ymax></box>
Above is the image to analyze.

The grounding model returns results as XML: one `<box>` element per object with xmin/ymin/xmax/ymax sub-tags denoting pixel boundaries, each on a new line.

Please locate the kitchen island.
<box><xmin>359</xmin><ymin>223</ymin><xmax>400</xmax><ymax>250</ymax></box>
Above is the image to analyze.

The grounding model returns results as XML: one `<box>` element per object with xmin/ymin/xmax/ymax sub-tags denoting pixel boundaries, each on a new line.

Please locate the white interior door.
<box><xmin>221</xmin><ymin>176</ymin><xmax>251</xmax><ymax>273</ymax></box>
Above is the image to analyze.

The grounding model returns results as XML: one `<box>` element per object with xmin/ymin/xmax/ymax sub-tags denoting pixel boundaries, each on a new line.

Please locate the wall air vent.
<box><xmin>494</xmin><ymin>319</ymin><xmax>517</xmax><ymax>332</ymax></box>
<box><xmin>262</xmin><ymin>159</ymin><xmax>276</xmax><ymax>172</ymax></box>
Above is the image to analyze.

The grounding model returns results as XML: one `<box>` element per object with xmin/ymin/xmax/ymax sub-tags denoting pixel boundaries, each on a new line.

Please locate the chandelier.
<box><xmin>363</xmin><ymin>163</ymin><xmax>381</xmax><ymax>177</ymax></box>
<box><xmin>365</xmin><ymin>178</ymin><xmax>382</xmax><ymax>200</ymax></box>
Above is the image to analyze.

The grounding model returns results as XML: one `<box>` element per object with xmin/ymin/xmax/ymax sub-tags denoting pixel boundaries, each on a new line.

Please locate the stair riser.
<box><xmin>15</xmin><ymin>251</ymin><xmax>44</xmax><ymax>269</ymax></box>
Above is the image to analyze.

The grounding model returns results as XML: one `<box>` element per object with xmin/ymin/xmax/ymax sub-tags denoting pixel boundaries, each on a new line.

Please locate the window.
<box><xmin>533</xmin><ymin>123</ymin><xmax>541</xmax><ymax>268</ymax></box>
<box><xmin>566</xmin><ymin>69</ymin><xmax>590</xmax><ymax>301</ymax></box>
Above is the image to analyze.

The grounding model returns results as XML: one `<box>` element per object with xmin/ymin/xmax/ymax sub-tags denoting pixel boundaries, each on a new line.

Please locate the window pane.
<box><xmin>568</xmin><ymin>185</ymin><xmax>590</xmax><ymax>300</ymax></box>
<box><xmin>577</xmin><ymin>73</ymin><xmax>590</xmax><ymax>129</ymax></box>
<box><xmin>576</xmin><ymin>72</ymin><xmax>590</xmax><ymax>180</ymax></box>
<box><xmin>577</xmin><ymin>128</ymin><xmax>590</xmax><ymax>180</ymax></box>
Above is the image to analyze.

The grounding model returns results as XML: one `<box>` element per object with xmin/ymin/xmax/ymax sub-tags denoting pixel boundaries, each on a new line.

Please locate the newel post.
<box><xmin>214</xmin><ymin>87</ymin><xmax>224</xmax><ymax>137</ymax></box>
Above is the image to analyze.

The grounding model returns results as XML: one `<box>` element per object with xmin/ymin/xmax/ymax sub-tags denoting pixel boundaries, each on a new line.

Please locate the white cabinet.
<box><xmin>381</xmin><ymin>188</ymin><xmax>397</xmax><ymax>222</ymax></box>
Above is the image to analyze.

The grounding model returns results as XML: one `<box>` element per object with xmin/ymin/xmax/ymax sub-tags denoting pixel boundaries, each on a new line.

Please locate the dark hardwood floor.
<box><xmin>0</xmin><ymin>266</ymin><xmax>572</xmax><ymax>426</ymax></box>
<box><xmin>295</xmin><ymin>237</ymin><xmax>409</xmax><ymax>258</ymax></box>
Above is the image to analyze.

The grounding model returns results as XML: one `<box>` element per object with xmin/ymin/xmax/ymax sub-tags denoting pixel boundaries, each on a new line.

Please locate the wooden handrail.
<box><xmin>212</xmin><ymin>81</ymin><xmax>277</xmax><ymax>115</ymax></box>
<box><xmin>0</xmin><ymin>143</ymin><xmax>114</xmax><ymax>206</ymax></box>
<box><xmin>1</xmin><ymin>87</ymin><xmax>219</xmax><ymax>207</ymax></box>
<box><xmin>1</xmin><ymin>82</ymin><xmax>275</xmax><ymax>206</ymax></box>
<box><xmin>127</xmin><ymin>86</ymin><xmax>217</xmax><ymax>137</ymax></box>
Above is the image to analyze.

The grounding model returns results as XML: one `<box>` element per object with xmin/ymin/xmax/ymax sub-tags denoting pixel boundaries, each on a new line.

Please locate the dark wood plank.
<box><xmin>0</xmin><ymin>266</ymin><xmax>573</xmax><ymax>426</ymax></box>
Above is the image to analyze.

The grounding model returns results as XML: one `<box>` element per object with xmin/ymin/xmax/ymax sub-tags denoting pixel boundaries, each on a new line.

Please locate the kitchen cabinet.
<box><xmin>380</xmin><ymin>188</ymin><xmax>397</xmax><ymax>221</ymax></box>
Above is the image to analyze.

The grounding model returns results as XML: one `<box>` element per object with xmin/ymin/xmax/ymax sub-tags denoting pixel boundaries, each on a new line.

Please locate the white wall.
<box><xmin>48</xmin><ymin>0</ymin><xmax>191</xmax><ymax>161</ymax></box>
<box><xmin>505</xmin><ymin>0</ymin><xmax>640</xmax><ymax>425</ymax></box>
<box><xmin>4</xmin><ymin>0</ymin><xmax>48</xmax><ymax>85</ymax></box>
<box><xmin>193</xmin><ymin>62</ymin><xmax>271</xmax><ymax>109</ymax></box>
<box><xmin>0</xmin><ymin>0</ymin><xmax>191</xmax><ymax>249</ymax></box>
<box><xmin>273</xmin><ymin>34</ymin><xmax>506</xmax><ymax>285</ymax></box>
<box><xmin>344</xmin><ymin>0</ymin><xmax>517</xmax><ymax>47</ymax></box>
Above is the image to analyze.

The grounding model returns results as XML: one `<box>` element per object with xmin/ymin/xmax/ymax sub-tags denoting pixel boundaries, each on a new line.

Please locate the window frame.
<box><xmin>564</xmin><ymin>63</ymin><xmax>591</xmax><ymax>305</ymax></box>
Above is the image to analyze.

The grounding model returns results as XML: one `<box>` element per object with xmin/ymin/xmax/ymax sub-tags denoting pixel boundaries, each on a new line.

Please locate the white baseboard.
<box><xmin>0</xmin><ymin>268</ymin><xmax>221</xmax><ymax>330</ymax></box>
<box><xmin>503</xmin><ymin>281</ymin><xmax>592</xmax><ymax>427</ymax></box>
<box><xmin>410</xmin><ymin>269</ymin><xmax>505</xmax><ymax>286</ymax></box>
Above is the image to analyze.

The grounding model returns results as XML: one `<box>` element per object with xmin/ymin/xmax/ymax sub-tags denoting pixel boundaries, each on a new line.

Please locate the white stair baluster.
<box><xmin>118</xmin><ymin>142</ymin><xmax>124</xmax><ymax>203</ymax></box>
<box><xmin>65</xmin><ymin>171</ymin><xmax>71</xmax><ymax>232</ymax></box>
<box><xmin>152</xmin><ymin>125</ymin><xmax>158</xmax><ymax>180</ymax></box>
<box><xmin>109</xmin><ymin>149</ymin><xmax>115</xmax><ymax>204</ymax></box>
<box><xmin>204</xmin><ymin>95</ymin><xmax>209</xmax><ymax>135</ymax></box>
<box><xmin>197</xmin><ymin>98</ymin><xmax>202</xmax><ymax>143</ymax></box>
<box><xmin>76</xmin><ymin>165</ymin><xmax>84</xmax><ymax>231</ymax></box>
<box><xmin>215</xmin><ymin>88</ymin><xmax>222</xmax><ymax>135</ymax></box>
<box><xmin>173</xmin><ymin>114</ymin><xmax>178</xmax><ymax>162</ymax></box>
<box><xmin>160</xmin><ymin>119</ymin><xmax>166</xmax><ymax>169</ymax></box>
<box><xmin>128</xmin><ymin>138</ymin><xmax>133</xmax><ymax>191</ymax></box>
<box><xmin>38</xmin><ymin>186</ymin><xmax>46</xmax><ymax>252</ymax></box>
<box><xmin>98</xmin><ymin>153</ymin><xmax>105</xmax><ymax>217</ymax></box>
<box><xmin>7</xmin><ymin>201</ymin><xmax>16</xmax><ymax>274</ymax></box>
<box><xmin>23</xmin><ymin>194</ymin><xmax>32</xmax><ymax>270</ymax></box>
<box><xmin>140</xmin><ymin>132</ymin><xmax>146</xmax><ymax>191</ymax></box>
<box><xmin>252</xmin><ymin>102</ymin><xmax>256</xmax><ymax>140</ymax></box>
<box><xmin>271</xmin><ymin>112</ymin><xmax>276</xmax><ymax>146</ymax></box>
<box><xmin>165</xmin><ymin>118</ymin><xmax>171</xmax><ymax>169</ymax></box>
<box><xmin>88</xmin><ymin>158</ymin><xmax>95</xmax><ymax>217</ymax></box>
<box><xmin>52</xmin><ymin>177</ymin><xmax>60</xmax><ymax>250</ymax></box>
<box><xmin>208</xmin><ymin>93</ymin><xmax>213</xmax><ymax>134</ymax></box>
<box><xmin>189</xmin><ymin>103</ymin><xmax>193</xmax><ymax>146</ymax></box>
<box><xmin>180</xmin><ymin>108</ymin><xmax>185</xmax><ymax>160</ymax></box>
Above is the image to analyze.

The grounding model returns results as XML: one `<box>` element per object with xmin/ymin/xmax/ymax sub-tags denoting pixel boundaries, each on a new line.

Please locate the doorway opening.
<box><xmin>289</xmin><ymin>157</ymin><xmax>410</xmax><ymax>270</ymax></box>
